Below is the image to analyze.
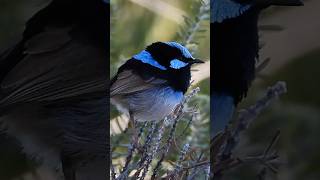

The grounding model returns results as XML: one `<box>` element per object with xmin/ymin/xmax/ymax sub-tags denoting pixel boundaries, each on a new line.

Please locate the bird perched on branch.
<box><xmin>211</xmin><ymin>0</ymin><xmax>303</xmax><ymax>137</ymax></box>
<box><xmin>111</xmin><ymin>42</ymin><xmax>203</xmax><ymax>123</ymax></box>
<box><xmin>0</xmin><ymin>0</ymin><xmax>108</xmax><ymax>180</ymax></box>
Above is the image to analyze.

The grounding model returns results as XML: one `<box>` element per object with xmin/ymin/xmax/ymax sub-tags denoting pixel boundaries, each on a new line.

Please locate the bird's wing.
<box><xmin>110</xmin><ymin>70</ymin><xmax>167</xmax><ymax>96</ymax></box>
<box><xmin>0</xmin><ymin>26</ymin><xmax>107</xmax><ymax>107</ymax></box>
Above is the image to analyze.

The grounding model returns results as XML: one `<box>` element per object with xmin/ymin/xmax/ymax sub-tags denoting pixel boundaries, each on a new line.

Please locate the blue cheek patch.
<box><xmin>170</xmin><ymin>59</ymin><xmax>188</xmax><ymax>69</ymax></box>
<box><xmin>165</xmin><ymin>42</ymin><xmax>194</xmax><ymax>59</ymax></box>
<box><xmin>211</xmin><ymin>0</ymin><xmax>251</xmax><ymax>23</ymax></box>
<box><xmin>133</xmin><ymin>50</ymin><xmax>167</xmax><ymax>70</ymax></box>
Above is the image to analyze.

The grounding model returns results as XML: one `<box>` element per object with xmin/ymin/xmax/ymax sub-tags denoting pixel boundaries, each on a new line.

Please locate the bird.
<box><xmin>0</xmin><ymin>0</ymin><xmax>109</xmax><ymax>180</ymax></box>
<box><xmin>211</xmin><ymin>0</ymin><xmax>303</xmax><ymax>138</ymax></box>
<box><xmin>110</xmin><ymin>42</ymin><xmax>204</xmax><ymax>123</ymax></box>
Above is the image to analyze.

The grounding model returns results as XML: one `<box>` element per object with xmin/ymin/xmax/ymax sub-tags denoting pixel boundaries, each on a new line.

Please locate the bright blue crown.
<box><xmin>211</xmin><ymin>0</ymin><xmax>252</xmax><ymax>23</ymax></box>
<box><xmin>164</xmin><ymin>42</ymin><xmax>194</xmax><ymax>59</ymax></box>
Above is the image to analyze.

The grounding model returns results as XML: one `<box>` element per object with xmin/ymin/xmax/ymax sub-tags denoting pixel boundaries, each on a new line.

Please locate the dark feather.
<box><xmin>211</xmin><ymin>7</ymin><xmax>260</xmax><ymax>104</ymax></box>
<box><xmin>0</xmin><ymin>0</ymin><xmax>109</xmax><ymax>179</ymax></box>
<box><xmin>0</xmin><ymin>0</ymin><xmax>108</xmax><ymax>108</ymax></box>
<box><xmin>111</xmin><ymin>70</ymin><xmax>167</xmax><ymax>96</ymax></box>
<box><xmin>0</xmin><ymin>32</ymin><xmax>107</xmax><ymax>107</ymax></box>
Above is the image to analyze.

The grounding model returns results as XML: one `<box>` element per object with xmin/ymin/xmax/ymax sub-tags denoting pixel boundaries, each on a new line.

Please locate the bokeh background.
<box><xmin>223</xmin><ymin>0</ymin><xmax>320</xmax><ymax>179</ymax></box>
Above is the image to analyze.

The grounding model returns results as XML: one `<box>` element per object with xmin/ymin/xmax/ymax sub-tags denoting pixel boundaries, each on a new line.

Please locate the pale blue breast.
<box><xmin>128</xmin><ymin>86</ymin><xmax>184</xmax><ymax>121</ymax></box>
<box><xmin>211</xmin><ymin>0</ymin><xmax>252</xmax><ymax>23</ymax></box>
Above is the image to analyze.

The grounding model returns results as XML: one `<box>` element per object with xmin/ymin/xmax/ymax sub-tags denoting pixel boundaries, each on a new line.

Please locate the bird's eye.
<box><xmin>170</xmin><ymin>59</ymin><xmax>188</xmax><ymax>69</ymax></box>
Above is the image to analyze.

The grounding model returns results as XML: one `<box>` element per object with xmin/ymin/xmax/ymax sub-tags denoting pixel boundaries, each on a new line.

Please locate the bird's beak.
<box><xmin>255</xmin><ymin>0</ymin><xmax>304</xmax><ymax>6</ymax></box>
<box><xmin>190</xmin><ymin>59</ymin><xmax>204</xmax><ymax>64</ymax></box>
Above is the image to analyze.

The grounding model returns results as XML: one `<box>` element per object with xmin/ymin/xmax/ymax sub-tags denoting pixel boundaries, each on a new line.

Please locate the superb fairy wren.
<box><xmin>111</xmin><ymin>42</ymin><xmax>204</xmax><ymax>122</ymax></box>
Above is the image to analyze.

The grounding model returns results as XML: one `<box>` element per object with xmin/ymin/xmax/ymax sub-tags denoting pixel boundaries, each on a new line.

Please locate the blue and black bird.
<box><xmin>0</xmin><ymin>0</ymin><xmax>108</xmax><ymax>180</ymax></box>
<box><xmin>111</xmin><ymin>42</ymin><xmax>203</xmax><ymax>122</ymax></box>
<box><xmin>211</xmin><ymin>0</ymin><xmax>303</xmax><ymax>137</ymax></box>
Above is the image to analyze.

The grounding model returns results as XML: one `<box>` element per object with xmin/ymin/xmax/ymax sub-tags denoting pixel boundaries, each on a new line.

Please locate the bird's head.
<box><xmin>133</xmin><ymin>42</ymin><xmax>204</xmax><ymax>71</ymax></box>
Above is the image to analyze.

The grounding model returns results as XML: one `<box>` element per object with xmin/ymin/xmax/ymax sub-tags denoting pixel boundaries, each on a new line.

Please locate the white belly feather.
<box><xmin>111</xmin><ymin>87</ymin><xmax>183</xmax><ymax>122</ymax></box>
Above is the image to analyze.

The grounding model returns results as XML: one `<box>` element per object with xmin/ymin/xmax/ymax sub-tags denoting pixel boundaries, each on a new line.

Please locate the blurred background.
<box><xmin>223</xmin><ymin>0</ymin><xmax>320</xmax><ymax>179</ymax></box>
